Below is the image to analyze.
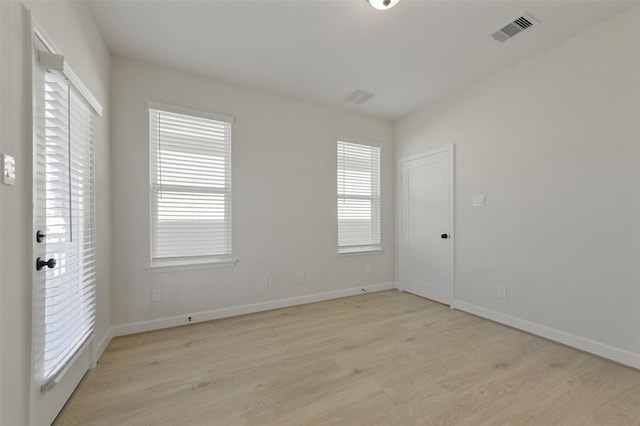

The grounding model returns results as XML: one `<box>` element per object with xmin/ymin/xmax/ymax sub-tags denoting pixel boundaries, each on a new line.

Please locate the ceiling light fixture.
<box><xmin>367</xmin><ymin>0</ymin><xmax>399</xmax><ymax>11</ymax></box>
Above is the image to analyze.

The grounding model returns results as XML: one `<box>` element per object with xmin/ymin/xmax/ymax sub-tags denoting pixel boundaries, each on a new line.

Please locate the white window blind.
<box><xmin>34</xmin><ymin>68</ymin><xmax>97</xmax><ymax>389</ymax></box>
<box><xmin>337</xmin><ymin>140</ymin><xmax>381</xmax><ymax>253</ymax></box>
<box><xmin>149</xmin><ymin>105</ymin><xmax>233</xmax><ymax>265</ymax></box>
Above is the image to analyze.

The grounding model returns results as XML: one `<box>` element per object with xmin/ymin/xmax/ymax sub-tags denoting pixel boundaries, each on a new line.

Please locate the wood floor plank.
<box><xmin>54</xmin><ymin>290</ymin><xmax>640</xmax><ymax>425</ymax></box>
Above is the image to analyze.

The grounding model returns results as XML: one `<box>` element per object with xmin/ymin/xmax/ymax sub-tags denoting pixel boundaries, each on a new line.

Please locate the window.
<box><xmin>33</xmin><ymin>53</ymin><xmax>97</xmax><ymax>390</ymax></box>
<box><xmin>149</xmin><ymin>103</ymin><xmax>233</xmax><ymax>267</ymax></box>
<box><xmin>337</xmin><ymin>139</ymin><xmax>381</xmax><ymax>253</ymax></box>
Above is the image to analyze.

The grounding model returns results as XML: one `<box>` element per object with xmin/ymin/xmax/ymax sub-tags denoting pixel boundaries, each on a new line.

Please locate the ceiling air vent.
<box><xmin>491</xmin><ymin>13</ymin><xmax>539</xmax><ymax>44</ymax></box>
<box><xmin>343</xmin><ymin>88</ymin><xmax>376</xmax><ymax>105</ymax></box>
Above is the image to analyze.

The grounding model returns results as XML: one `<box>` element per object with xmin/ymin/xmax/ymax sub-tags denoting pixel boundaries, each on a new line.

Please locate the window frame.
<box><xmin>336</xmin><ymin>137</ymin><xmax>383</xmax><ymax>255</ymax></box>
<box><xmin>147</xmin><ymin>101</ymin><xmax>236</xmax><ymax>270</ymax></box>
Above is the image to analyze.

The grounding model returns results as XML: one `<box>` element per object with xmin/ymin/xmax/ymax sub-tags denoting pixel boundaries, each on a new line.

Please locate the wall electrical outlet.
<box><xmin>260</xmin><ymin>276</ymin><xmax>268</xmax><ymax>288</ymax></box>
<box><xmin>152</xmin><ymin>288</ymin><xmax>161</xmax><ymax>302</ymax></box>
<box><xmin>297</xmin><ymin>272</ymin><xmax>305</xmax><ymax>283</ymax></box>
<box><xmin>498</xmin><ymin>286</ymin><xmax>507</xmax><ymax>299</ymax></box>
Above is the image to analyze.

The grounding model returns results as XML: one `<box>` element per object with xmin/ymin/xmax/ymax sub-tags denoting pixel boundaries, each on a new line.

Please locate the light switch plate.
<box><xmin>2</xmin><ymin>154</ymin><xmax>15</xmax><ymax>185</ymax></box>
<box><xmin>472</xmin><ymin>195</ymin><xmax>485</xmax><ymax>207</ymax></box>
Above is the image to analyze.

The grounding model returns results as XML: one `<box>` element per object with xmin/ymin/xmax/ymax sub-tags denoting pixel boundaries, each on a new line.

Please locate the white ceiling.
<box><xmin>88</xmin><ymin>0</ymin><xmax>638</xmax><ymax>120</ymax></box>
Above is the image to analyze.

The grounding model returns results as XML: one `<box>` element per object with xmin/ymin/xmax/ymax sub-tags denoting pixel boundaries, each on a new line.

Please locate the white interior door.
<box><xmin>31</xmin><ymin>32</ymin><xmax>96</xmax><ymax>426</ymax></box>
<box><xmin>399</xmin><ymin>146</ymin><xmax>453</xmax><ymax>305</ymax></box>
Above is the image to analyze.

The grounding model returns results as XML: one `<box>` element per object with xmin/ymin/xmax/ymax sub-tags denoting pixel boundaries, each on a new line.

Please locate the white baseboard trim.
<box><xmin>113</xmin><ymin>282</ymin><xmax>396</xmax><ymax>337</ymax></box>
<box><xmin>93</xmin><ymin>327</ymin><xmax>113</xmax><ymax>364</ymax></box>
<box><xmin>453</xmin><ymin>300</ymin><xmax>640</xmax><ymax>370</ymax></box>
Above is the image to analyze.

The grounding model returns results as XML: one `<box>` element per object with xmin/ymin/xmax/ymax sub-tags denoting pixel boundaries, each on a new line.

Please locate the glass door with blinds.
<box><xmin>31</xmin><ymin>36</ymin><xmax>98</xmax><ymax>426</ymax></box>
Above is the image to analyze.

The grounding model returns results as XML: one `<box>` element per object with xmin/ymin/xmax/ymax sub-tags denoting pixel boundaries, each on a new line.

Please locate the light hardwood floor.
<box><xmin>54</xmin><ymin>290</ymin><xmax>640</xmax><ymax>425</ymax></box>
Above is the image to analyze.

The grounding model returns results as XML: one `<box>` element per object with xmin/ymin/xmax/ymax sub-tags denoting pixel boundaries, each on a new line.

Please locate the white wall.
<box><xmin>1</xmin><ymin>5</ymin><xmax>34</xmax><ymax>423</ymax></box>
<box><xmin>395</xmin><ymin>5</ymin><xmax>640</xmax><ymax>361</ymax></box>
<box><xmin>0</xmin><ymin>2</ymin><xmax>111</xmax><ymax>424</ymax></box>
<box><xmin>0</xmin><ymin>1</ymin><xmax>4</xmax><ymax>419</ymax></box>
<box><xmin>111</xmin><ymin>57</ymin><xmax>395</xmax><ymax>331</ymax></box>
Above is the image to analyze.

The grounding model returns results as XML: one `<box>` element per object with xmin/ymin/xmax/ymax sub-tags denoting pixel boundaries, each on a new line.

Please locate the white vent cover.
<box><xmin>343</xmin><ymin>88</ymin><xmax>376</xmax><ymax>105</ymax></box>
<box><xmin>491</xmin><ymin>13</ymin><xmax>539</xmax><ymax>43</ymax></box>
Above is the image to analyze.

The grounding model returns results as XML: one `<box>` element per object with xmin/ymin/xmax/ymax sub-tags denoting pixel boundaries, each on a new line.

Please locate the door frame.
<box><xmin>29</xmin><ymin>18</ymin><xmax>99</xmax><ymax>426</ymax></box>
<box><xmin>396</xmin><ymin>144</ymin><xmax>455</xmax><ymax>306</ymax></box>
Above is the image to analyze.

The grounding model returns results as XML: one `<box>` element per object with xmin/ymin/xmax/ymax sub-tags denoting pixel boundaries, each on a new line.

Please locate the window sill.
<box><xmin>337</xmin><ymin>247</ymin><xmax>384</xmax><ymax>256</ymax></box>
<box><xmin>147</xmin><ymin>258</ymin><xmax>238</xmax><ymax>273</ymax></box>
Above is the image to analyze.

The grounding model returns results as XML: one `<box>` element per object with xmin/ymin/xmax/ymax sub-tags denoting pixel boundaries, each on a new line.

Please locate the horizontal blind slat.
<box><xmin>337</xmin><ymin>140</ymin><xmax>381</xmax><ymax>249</ymax></box>
<box><xmin>36</xmin><ymin>71</ymin><xmax>97</xmax><ymax>384</ymax></box>
<box><xmin>150</xmin><ymin>107</ymin><xmax>232</xmax><ymax>260</ymax></box>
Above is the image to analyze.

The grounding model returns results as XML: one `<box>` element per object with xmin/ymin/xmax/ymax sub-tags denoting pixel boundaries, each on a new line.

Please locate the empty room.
<box><xmin>2</xmin><ymin>0</ymin><xmax>640</xmax><ymax>424</ymax></box>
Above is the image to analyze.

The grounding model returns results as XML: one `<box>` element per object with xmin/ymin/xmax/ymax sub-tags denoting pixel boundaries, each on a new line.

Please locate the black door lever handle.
<box><xmin>441</xmin><ymin>234</ymin><xmax>449</xmax><ymax>239</ymax></box>
<box><xmin>36</xmin><ymin>257</ymin><xmax>56</xmax><ymax>271</ymax></box>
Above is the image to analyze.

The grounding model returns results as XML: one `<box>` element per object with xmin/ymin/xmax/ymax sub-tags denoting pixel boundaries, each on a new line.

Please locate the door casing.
<box><xmin>29</xmin><ymin>19</ymin><xmax>97</xmax><ymax>426</ymax></box>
